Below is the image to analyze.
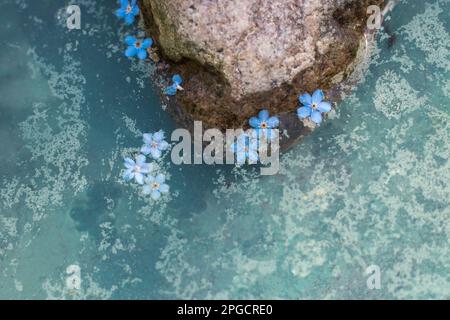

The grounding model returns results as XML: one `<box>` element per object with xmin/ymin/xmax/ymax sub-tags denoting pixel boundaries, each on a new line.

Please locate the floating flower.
<box><xmin>115</xmin><ymin>0</ymin><xmax>140</xmax><ymax>25</ymax></box>
<box><xmin>123</xmin><ymin>155</ymin><xmax>153</xmax><ymax>184</ymax></box>
<box><xmin>165</xmin><ymin>74</ymin><xmax>184</xmax><ymax>96</ymax></box>
<box><xmin>231</xmin><ymin>132</ymin><xmax>259</xmax><ymax>165</ymax></box>
<box><xmin>297</xmin><ymin>89</ymin><xmax>332</xmax><ymax>125</ymax></box>
<box><xmin>141</xmin><ymin>130</ymin><xmax>170</xmax><ymax>160</ymax></box>
<box><xmin>124</xmin><ymin>35</ymin><xmax>153</xmax><ymax>60</ymax></box>
<box><xmin>143</xmin><ymin>174</ymin><xmax>170</xmax><ymax>200</ymax></box>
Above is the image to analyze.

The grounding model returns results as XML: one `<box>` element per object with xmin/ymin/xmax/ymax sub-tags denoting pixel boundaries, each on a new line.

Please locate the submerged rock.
<box><xmin>141</xmin><ymin>0</ymin><xmax>383</xmax><ymax>147</ymax></box>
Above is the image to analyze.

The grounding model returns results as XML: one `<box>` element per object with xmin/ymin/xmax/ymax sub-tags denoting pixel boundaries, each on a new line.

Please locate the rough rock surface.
<box><xmin>141</xmin><ymin>0</ymin><xmax>383</xmax><ymax>141</ymax></box>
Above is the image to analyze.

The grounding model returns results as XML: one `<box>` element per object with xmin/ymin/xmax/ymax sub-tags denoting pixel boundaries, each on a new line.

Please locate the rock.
<box><xmin>141</xmin><ymin>0</ymin><xmax>383</xmax><ymax>141</ymax></box>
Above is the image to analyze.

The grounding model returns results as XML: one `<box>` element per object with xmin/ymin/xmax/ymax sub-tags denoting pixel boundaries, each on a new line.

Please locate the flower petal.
<box><xmin>266</xmin><ymin>116</ymin><xmax>279</xmax><ymax>128</ymax></box>
<box><xmin>135</xmin><ymin>172</ymin><xmax>144</xmax><ymax>185</ymax></box>
<box><xmin>310</xmin><ymin>110</ymin><xmax>323</xmax><ymax>124</ymax></box>
<box><xmin>125</xmin><ymin>36</ymin><xmax>136</xmax><ymax>46</ymax></box>
<box><xmin>115</xmin><ymin>8</ymin><xmax>126</xmax><ymax>18</ymax></box>
<box><xmin>137</xmin><ymin>49</ymin><xmax>147</xmax><ymax>60</ymax></box>
<box><xmin>317</xmin><ymin>101</ymin><xmax>332</xmax><ymax>113</ymax></box>
<box><xmin>124</xmin><ymin>157</ymin><xmax>135</xmax><ymax>168</ymax></box>
<box><xmin>297</xmin><ymin>106</ymin><xmax>312</xmax><ymax>119</ymax></box>
<box><xmin>151</xmin><ymin>190</ymin><xmax>161</xmax><ymax>200</ymax></box>
<box><xmin>165</xmin><ymin>85</ymin><xmax>177</xmax><ymax>96</ymax></box>
<box><xmin>158</xmin><ymin>140</ymin><xmax>169</xmax><ymax>151</ymax></box>
<box><xmin>142</xmin><ymin>185</ymin><xmax>152</xmax><ymax>195</ymax></box>
<box><xmin>150</xmin><ymin>148</ymin><xmax>162</xmax><ymax>159</ymax></box>
<box><xmin>153</xmin><ymin>130</ymin><xmax>165</xmax><ymax>142</ymax></box>
<box><xmin>123</xmin><ymin>169</ymin><xmax>134</xmax><ymax>182</ymax></box>
<box><xmin>248</xmin><ymin>150</ymin><xmax>259</xmax><ymax>163</ymax></box>
<box><xmin>155</xmin><ymin>173</ymin><xmax>165</xmax><ymax>184</ymax></box>
<box><xmin>124</xmin><ymin>14</ymin><xmax>135</xmax><ymax>25</ymax></box>
<box><xmin>299</xmin><ymin>93</ymin><xmax>312</xmax><ymax>106</ymax></box>
<box><xmin>159</xmin><ymin>184</ymin><xmax>170</xmax><ymax>193</ymax></box>
<box><xmin>312</xmin><ymin>89</ymin><xmax>324</xmax><ymax>104</ymax></box>
<box><xmin>141</xmin><ymin>144</ymin><xmax>152</xmax><ymax>155</ymax></box>
<box><xmin>142</xmin><ymin>133</ymin><xmax>153</xmax><ymax>144</ymax></box>
<box><xmin>125</xmin><ymin>46</ymin><xmax>137</xmax><ymax>57</ymax></box>
<box><xmin>258</xmin><ymin>109</ymin><xmax>269</xmax><ymax>121</ymax></box>
<box><xmin>131</xmin><ymin>6</ymin><xmax>140</xmax><ymax>16</ymax></box>
<box><xmin>140</xmin><ymin>163</ymin><xmax>153</xmax><ymax>174</ymax></box>
<box><xmin>136</xmin><ymin>154</ymin><xmax>146</xmax><ymax>165</ymax></box>
<box><xmin>172</xmin><ymin>74</ymin><xmax>183</xmax><ymax>85</ymax></box>
<box><xmin>249</xmin><ymin>117</ymin><xmax>261</xmax><ymax>128</ymax></box>
<box><xmin>141</xmin><ymin>38</ymin><xmax>153</xmax><ymax>49</ymax></box>
<box><xmin>145</xmin><ymin>175</ymin><xmax>155</xmax><ymax>184</ymax></box>
<box><xmin>235</xmin><ymin>143</ymin><xmax>246</xmax><ymax>154</ymax></box>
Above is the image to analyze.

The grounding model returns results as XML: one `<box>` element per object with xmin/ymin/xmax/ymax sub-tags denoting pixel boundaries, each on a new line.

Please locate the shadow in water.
<box><xmin>69</xmin><ymin>181</ymin><xmax>122</xmax><ymax>239</ymax></box>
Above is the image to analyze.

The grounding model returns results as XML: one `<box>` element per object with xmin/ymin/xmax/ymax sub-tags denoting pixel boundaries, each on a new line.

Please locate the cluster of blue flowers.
<box><xmin>115</xmin><ymin>0</ymin><xmax>182</xmax><ymax>96</ymax></box>
<box><xmin>116</xmin><ymin>0</ymin><xmax>153</xmax><ymax>61</ymax></box>
<box><xmin>230</xmin><ymin>110</ymin><xmax>280</xmax><ymax>164</ymax></box>
<box><xmin>233</xmin><ymin>90</ymin><xmax>332</xmax><ymax>165</ymax></box>
<box><xmin>123</xmin><ymin>130</ymin><xmax>170</xmax><ymax>200</ymax></box>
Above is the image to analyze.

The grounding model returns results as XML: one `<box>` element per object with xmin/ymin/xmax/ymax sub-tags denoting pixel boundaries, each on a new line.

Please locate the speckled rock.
<box><xmin>141</xmin><ymin>0</ymin><xmax>383</xmax><ymax>137</ymax></box>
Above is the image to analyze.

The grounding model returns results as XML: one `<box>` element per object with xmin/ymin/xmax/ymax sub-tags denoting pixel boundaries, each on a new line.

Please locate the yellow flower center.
<box><xmin>134</xmin><ymin>165</ymin><xmax>141</xmax><ymax>173</ymax></box>
<box><xmin>126</xmin><ymin>5</ymin><xmax>132</xmax><ymax>14</ymax></box>
<box><xmin>260</xmin><ymin>122</ymin><xmax>268</xmax><ymax>129</ymax></box>
<box><xmin>152</xmin><ymin>182</ymin><xmax>160</xmax><ymax>190</ymax></box>
<box><xmin>311</xmin><ymin>103</ymin><xmax>318</xmax><ymax>109</ymax></box>
<box><xmin>135</xmin><ymin>41</ymin><xmax>142</xmax><ymax>48</ymax></box>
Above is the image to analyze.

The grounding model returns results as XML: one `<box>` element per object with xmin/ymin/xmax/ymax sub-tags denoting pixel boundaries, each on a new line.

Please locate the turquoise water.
<box><xmin>0</xmin><ymin>0</ymin><xmax>449</xmax><ymax>299</ymax></box>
